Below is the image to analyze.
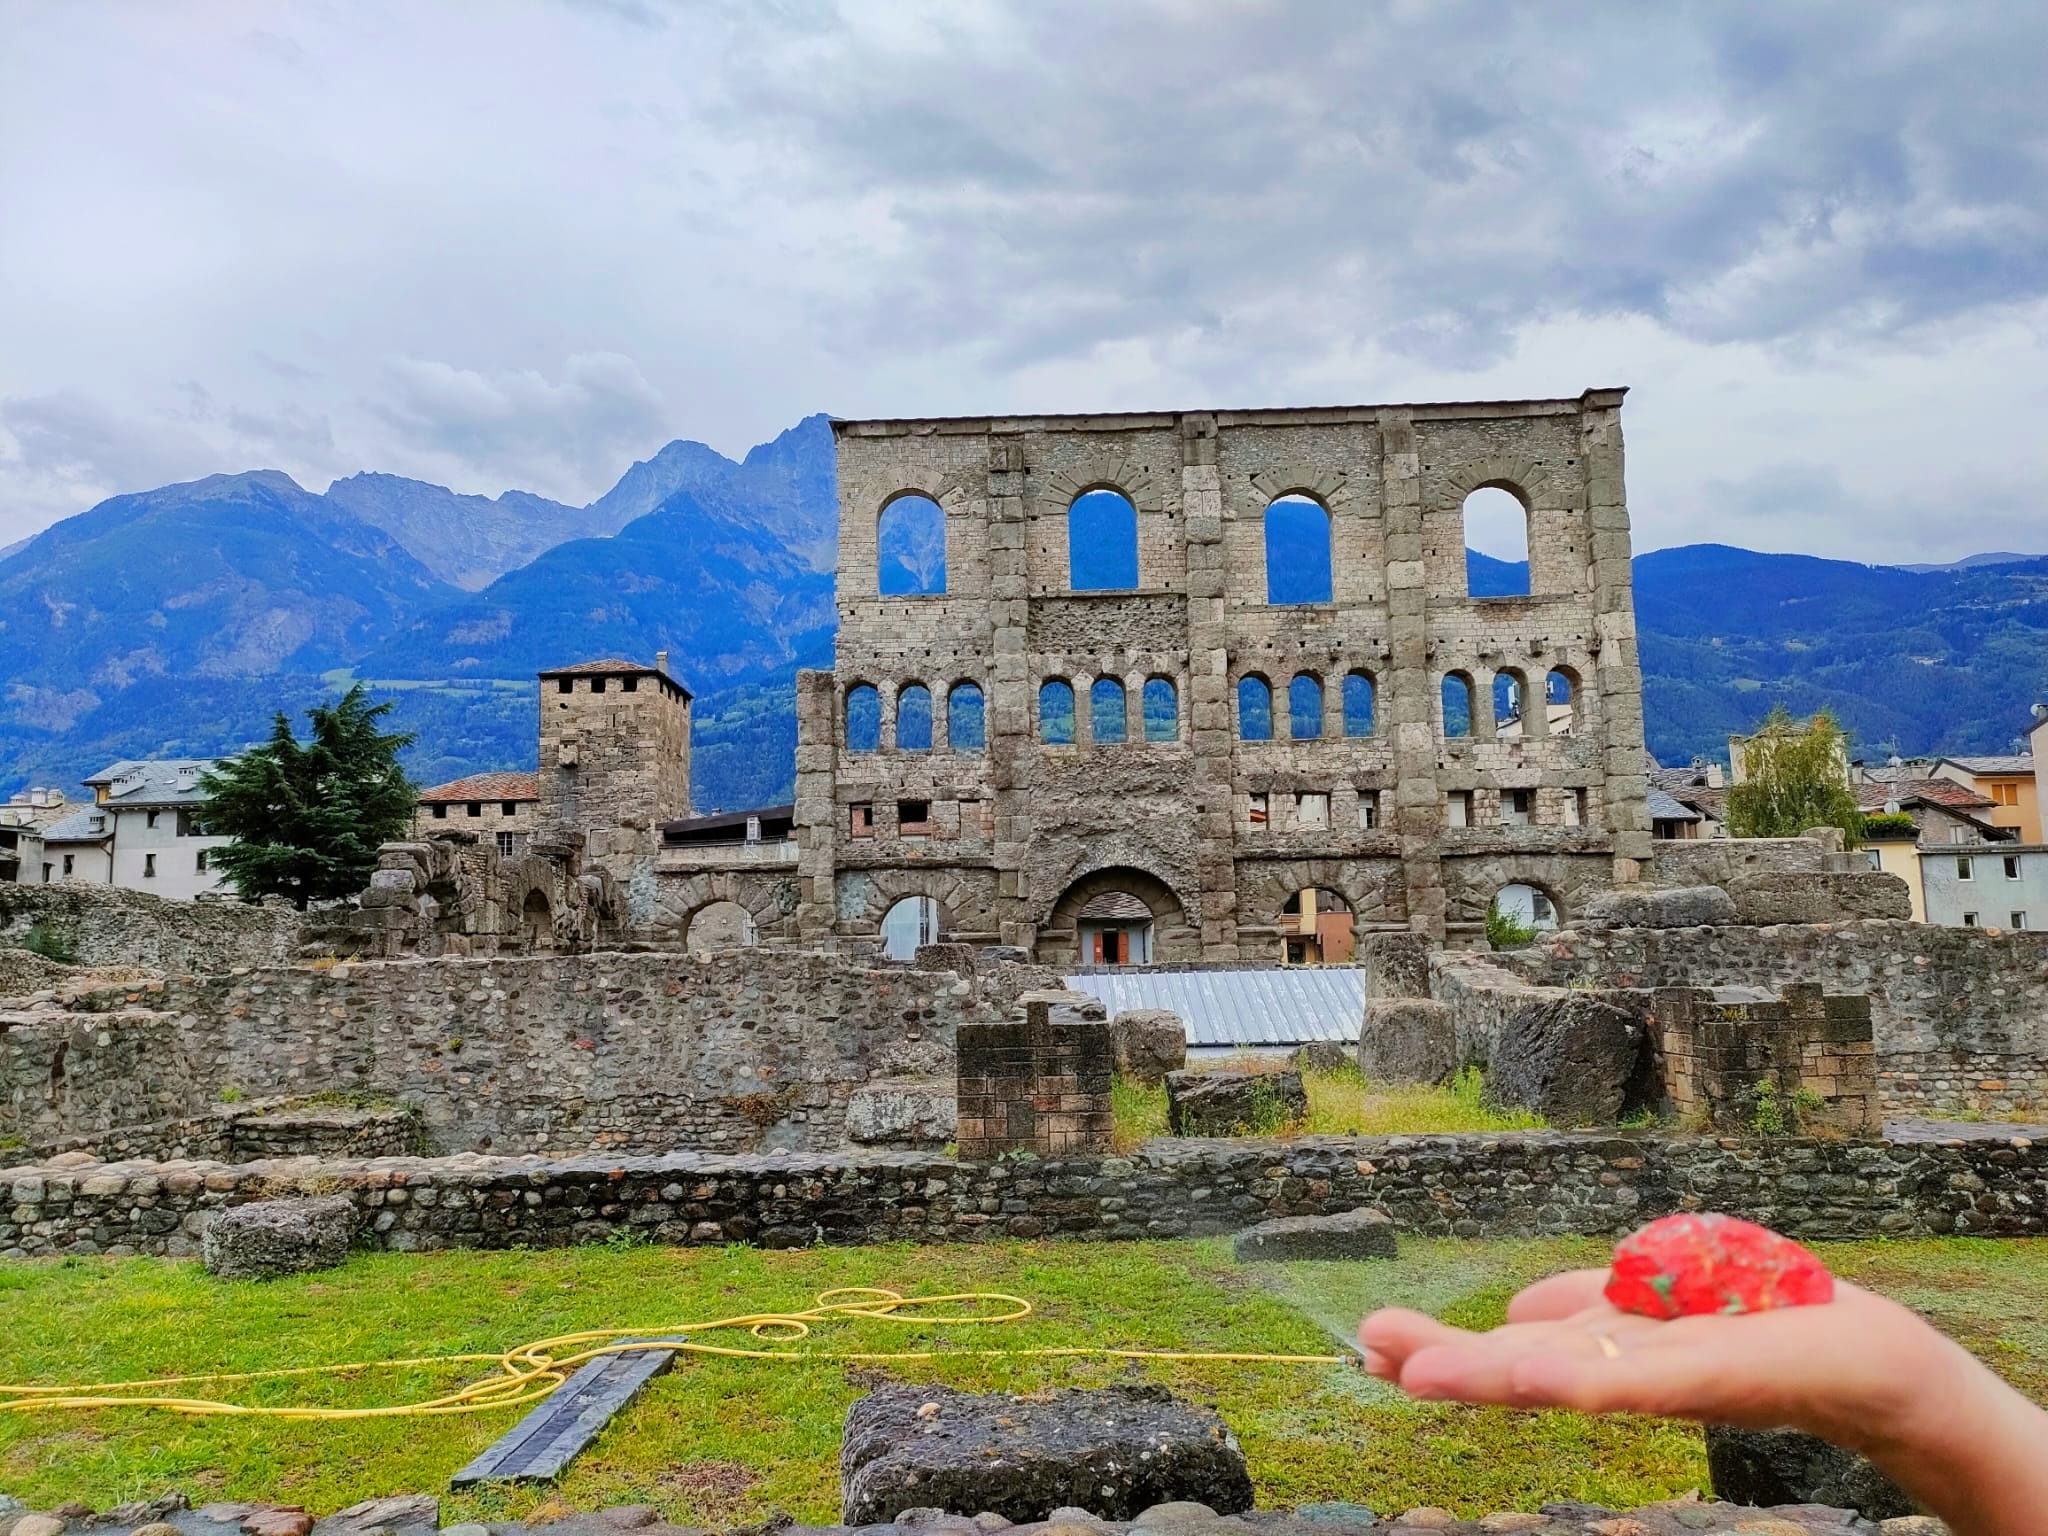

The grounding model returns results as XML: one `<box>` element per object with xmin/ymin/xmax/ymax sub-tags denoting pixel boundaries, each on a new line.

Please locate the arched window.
<box><xmin>1463</xmin><ymin>486</ymin><xmax>1531</xmax><ymax>597</ymax></box>
<box><xmin>947</xmin><ymin>682</ymin><xmax>985</xmax><ymax>751</ymax></box>
<box><xmin>880</xmin><ymin>894</ymin><xmax>941</xmax><ymax>961</ymax></box>
<box><xmin>1492</xmin><ymin>882</ymin><xmax>1559</xmax><ymax>934</ymax></box>
<box><xmin>686</xmin><ymin>900</ymin><xmax>756</xmax><ymax>956</ymax></box>
<box><xmin>1441</xmin><ymin>671</ymin><xmax>1474</xmax><ymax>739</ymax></box>
<box><xmin>1143</xmin><ymin>676</ymin><xmax>1178</xmax><ymax>742</ymax></box>
<box><xmin>1237</xmin><ymin>675</ymin><xmax>1273</xmax><ymax>741</ymax></box>
<box><xmin>1493</xmin><ymin>668</ymin><xmax>1529</xmax><ymax>735</ymax></box>
<box><xmin>1289</xmin><ymin>672</ymin><xmax>1324</xmax><ymax>740</ymax></box>
<box><xmin>1547</xmin><ymin>668</ymin><xmax>1581</xmax><ymax>735</ymax></box>
<box><xmin>1342</xmin><ymin>670</ymin><xmax>1376</xmax><ymax>738</ymax></box>
<box><xmin>845</xmin><ymin>684</ymin><xmax>881</xmax><ymax>753</ymax></box>
<box><xmin>1038</xmin><ymin>679</ymin><xmax>1076</xmax><ymax>745</ymax></box>
<box><xmin>1068</xmin><ymin>489</ymin><xmax>1139</xmax><ymax>591</ymax></box>
<box><xmin>1090</xmin><ymin>677</ymin><xmax>1128</xmax><ymax>745</ymax></box>
<box><xmin>1265</xmin><ymin>495</ymin><xmax>1333</xmax><ymax>604</ymax></box>
<box><xmin>896</xmin><ymin>684</ymin><xmax>933</xmax><ymax>751</ymax></box>
<box><xmin>877</xmin><ymin>494</ymin><xmax>947</xmax><ymax>595</ymax></box>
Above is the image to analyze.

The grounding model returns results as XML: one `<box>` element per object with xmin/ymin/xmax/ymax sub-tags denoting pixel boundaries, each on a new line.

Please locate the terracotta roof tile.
<box><xmin>418</xmin><ymin>771</ymin><xmax>540</xmax><ymax>804</ymax></box>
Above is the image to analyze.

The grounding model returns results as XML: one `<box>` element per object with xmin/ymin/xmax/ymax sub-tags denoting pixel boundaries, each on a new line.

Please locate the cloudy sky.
<box><xmin>3</xmin><ymin>0</ymin><xmax>2045</xmax><ymax>560</ymax></box>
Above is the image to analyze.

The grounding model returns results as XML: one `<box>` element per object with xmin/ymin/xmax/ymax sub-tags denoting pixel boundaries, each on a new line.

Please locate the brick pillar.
<box><xmin>1581</xmin><ymin>388</ymin><xmax>1651</xmax><ymax>881</ymax></box>
<box><xmin>986</xmin><ymin>437</ymin><xmax>1037</xmax><ymax>949</ymax></box>
<box><xmin>1379</xmin><ymin>408</ymin><xmax>1446</xmax><ymax>939</ymax></box>
<box><xmin>1181</xmin><ymin>412</ymin><xmax>1240</xmax><ymax>959</ymax></box>
<box><xmin>793</xmin><ymin>669</ymin><xmax>839</xmax><ymax>940</ymax></box>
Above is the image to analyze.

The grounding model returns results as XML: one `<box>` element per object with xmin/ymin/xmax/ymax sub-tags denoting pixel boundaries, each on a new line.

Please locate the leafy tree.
<box><xmin>199</xmin><ymin>684</ymin><xmax>417</xmax><ymax>906</ymax></box>
<box><xmin>1725</xmin><ymin>706</ymin><xmax>1865</xmax><ymax>845</ymax></box>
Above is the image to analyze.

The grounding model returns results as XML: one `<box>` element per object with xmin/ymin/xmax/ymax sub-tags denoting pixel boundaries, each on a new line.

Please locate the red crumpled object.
<box><xmin>1605</xmin><ymin>1212</ymin><xmax>1834</xmax><ymax>1319</ymax></box>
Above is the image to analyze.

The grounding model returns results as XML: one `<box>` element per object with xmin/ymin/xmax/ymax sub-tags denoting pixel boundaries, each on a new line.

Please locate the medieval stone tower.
<box><xmin>537</xmin><ymin>655</ymin><xmax>693</xmax><ymax>842</ymax></box>
<box><xmin>791</xmin><ymin>391</ymin><xmax>1652</xmax><ymax>961</ymax></box>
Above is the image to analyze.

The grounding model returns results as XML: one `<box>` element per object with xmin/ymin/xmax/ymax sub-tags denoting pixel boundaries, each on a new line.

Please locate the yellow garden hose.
<box><xmin>0</xmin><ymin>1287</ymin><xmax>1352</xmax><ymax>1422</ymax></box>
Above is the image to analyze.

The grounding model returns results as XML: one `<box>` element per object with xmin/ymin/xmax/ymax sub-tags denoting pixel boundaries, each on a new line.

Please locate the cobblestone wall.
<box><xmin>5</xmin><ymin>1130</ymin><xmax>2043</xmax><ymax>1258</ymax></box>
<box><xmin>2</xmin><ymin>950</ymin><xmax>1009</xmax><ymax>1158</ymax></box>
<box><xmin>0</xmin><ymin>883</ymin><xmax>300</xmax><ymax>973</ymax></box>
<box><xmin>1505</xmin><ymin>920</ymin><xmax>2048</xmax><ymax>1116</ymax></box>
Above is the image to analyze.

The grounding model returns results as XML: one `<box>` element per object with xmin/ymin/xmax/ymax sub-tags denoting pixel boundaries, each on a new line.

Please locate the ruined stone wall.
<box><xmin>1</xmin><ymin>950</ymin><xmax>1007</xmax><ymax>1158</ymax></box>
<box><xmin>1504</xmin><ymin>921</ymin><xmax>2048</xmax><ymax>1117</ymax></box>
<box><xmin>8</xmin><ymin>1129</ymin><xmax>2044</xmax><ymax>1258</ymax></box>
<box><xmin>1652</xmin><ymin>985</ymin><xmax>1879</xmax><ymax>1134</ymax></box>
<box><xmin>799</xmin><ymin>393</ymin><xmax>1650</xmax><ymax>963</ymax></box>
<box><xmin>0</xmin><ymin>883</ymin><xmax>300</xmax><ymax>973</ymax></box>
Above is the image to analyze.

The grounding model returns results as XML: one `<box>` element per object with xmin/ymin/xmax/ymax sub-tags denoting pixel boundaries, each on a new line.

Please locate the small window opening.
<box><xmin>2005</xmin><ymin>856</ymin><xmax>2022</xmax><ymax>880</ymax></box>
<box><xmin>1238</xmin><ymin>675</ymin><xmax>1273</xmax><ymax>741</ymax></box>
<box><xmin>1357</xmin><ymin>791</ymin><xmax>1380</xmax><ymax>830</ymax></box>
<box><xmin>948</xmin><ymin>682</ymin><xmax>986</xmax><ymax>751</ymax></box>
<box><xmin>1958</xmin><ymin>857</ymin><xmax>1974</xmax><ymax>881</ymax></box>
<box><xmin>432</xmin><ymin>804</ymin><xmax>447</xmax><ymax>820</ymax></box>
<box><xmin>850</xmin><ymin>803</ymin><xmax>874</xmax><ymax>838</ymax></box>
<box><xmin>1342</xmin><ymin>671</ymin><xmax>1375</xmax><ymax>737</ymax></box>
<box><xmin>591</xmin><ymin>677</ymin><xmax>606</xmax><ymax>694</ymax></box>
<box><xmin>468</xmin><ymin>801</ymin><xmax>483</xmax><ymax>817</ymax></box>
<box><xmin>846</xmin><ymin>684</ymin><xmax>882</xmax><ymax>753</ymax></box>
<box><xmin>622</xmin><ymin>676</ymin><xmax>638</xmax><ymax>692</ymax></box>
<box><xmin>1290</xmin><ymin>673</ymin><xmax>1323</xmax><ymax>740</ymax></box>
<box><xmin>879</xmin><ymin>494</ymin><xmax>948</xmax><ymax>595</ymax></box>
<box><xmin>1442</xmin><ymin>673</ymin><xmax>1474</xmax><ymax>739</ymax></box>
<box><xmin>1039</xmin><ymin>679</ymin><xmax>1076</xmax><ymax>745</ymax></box>
<box><xmin>896</xmin><ymin>684</ymin><xmax>933</xmax><ymax>751</ymax></box>
<box><xmin>143</xmin><ymin>852</ymin><xmax>157</xmax><ymax>878</ymax></box>
<box><xmin>1247</xmin><ymin>792</ymin><xmax>1269</xmax><ymax>828</ymax></box>
<box><xmin>502</xmin><ymin>801</ymin><xmax>517</xmax><ymax>815</ymax></box>
<box><xmin>1296</xmin><ymin>791</ymin><xmax>1330</xmax><ymax>829</ymax></box>
<box><xmin>1464</xmin><ymin>485</ymin><xmax>1530</xmax><ymax>597</ymax></box>
<box><xmin>897</xmin><ymin>799</ymin><xmax>932</xmax><ymax>836</ymax></box>
<box><xmin>1090</xmin><ymin>677</ymin><xmax>1128</xmax><ymax>745</ymax></box>
<box><xmin>557</xmin><ymin>678</ymin><xmax>573</xmax><ymax>694</ymax></box>
<box><xmin>195</xmin><ymin>849</ymin><xmax>209</xmax><ymax>873</ymax></box>
<box><xmin>496</xmin><ymin>831</ymin><xmax>515</xmax><ymax>856</ymax></box>
<box><xmin>1143</xmin><ymin>677</ymin><xmax>1178</xmax><ymax>742</ymax></box>
<box><xmin>1447</xmin><ymin>790</ymin><xmax>1474</xmax><ymax>829</ymax></box>
<box><xmin>1068</xmin><ymin>489</ymin><xmax>1139</xmax><ymax>591</ymax></box>
<box><xmin>1264</xmin><ymin>494</ymin><xmax>1333</xmax><ymax>604</ymax></box>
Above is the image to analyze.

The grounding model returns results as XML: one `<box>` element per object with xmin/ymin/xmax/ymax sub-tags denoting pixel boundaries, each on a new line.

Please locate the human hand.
<box><xmin>1360</xmin><ymin>1267</ymin><xmax>1967</xmax><ymax>1455</ymax></box>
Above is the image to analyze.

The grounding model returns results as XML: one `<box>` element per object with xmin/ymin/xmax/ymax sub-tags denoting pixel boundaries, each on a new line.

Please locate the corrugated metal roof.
<box><xmin>1063</xmin><ymin>966</ymin><xmax>1365</xmax><ymax>1047</ymax></box>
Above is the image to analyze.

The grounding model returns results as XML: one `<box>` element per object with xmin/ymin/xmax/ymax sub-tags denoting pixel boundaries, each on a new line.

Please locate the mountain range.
<box><xmin>2</xmin><ymin>417</ymin><xmax>2044</xmax><ymax>814</ymax></box>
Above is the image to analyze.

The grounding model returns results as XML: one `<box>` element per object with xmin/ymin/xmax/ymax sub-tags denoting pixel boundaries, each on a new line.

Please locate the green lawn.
<box><xmin>1112</xmin><ymin>1065</ymin><xmax>1545</xmax><ymax>1150</ymax></box>
<box><xmin>1</xmin><ymin>1237</ymin><xmax>2044</xmax><ymax>1525</ymax></box>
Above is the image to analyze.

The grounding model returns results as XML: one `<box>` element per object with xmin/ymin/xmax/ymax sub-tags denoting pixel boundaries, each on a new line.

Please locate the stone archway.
<box><xmin>520</xmin><ymin>889</ymin><xmax>554</xmax><ymax>952</ymax></box>
<box><xmin>1037</xmin><ymin>865</ymin><xmax>1195</xmax><ymax>968</ymax></box>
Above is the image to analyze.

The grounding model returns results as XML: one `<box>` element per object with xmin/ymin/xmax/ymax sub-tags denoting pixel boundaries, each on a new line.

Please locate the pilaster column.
<box><xmin>1379</xmin><ymin>408</ymin><xmax>1447</xmax><ymax>939</ymax></box>
<box><xmin>1181</xmin><ymin>412</ymin><xmax>1240</xmax><ymax>958</ymax></box>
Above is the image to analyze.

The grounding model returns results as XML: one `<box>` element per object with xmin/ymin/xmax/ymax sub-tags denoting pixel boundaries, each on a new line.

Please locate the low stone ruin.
<box><xmin>1705</xmin><ymin>1425</ymin><xmax>1915</xmax><ymax>1521</ymax></box>
<box><xmin>1232</xmin><ymin>1206</ymin><xmax>1396</xmax><ymax>1262</ymax></box>
<box><xmin>200</xmin><ymin>1195</ymin><xmax>356</xmax><ymax>1280</ymax></box>
<box><xmin>1110</xmin><ymin>1008</ymin><xmax>1187</xmax><ymax>1085</ymax></box>
<box><xmin>840</xmin><ymin>1384</ymin><xmax>1254</xmax><ymax>1524</ymax></box>
<box><xmin>1164</xmin><ymin>1069</ymin><xmax>1307</xmax><ymax>1136</ymax></box>
<box><xmin>954</xmin><ymin>989</ymin><xmax>1114</xmax><ymax>1158</ymax></box>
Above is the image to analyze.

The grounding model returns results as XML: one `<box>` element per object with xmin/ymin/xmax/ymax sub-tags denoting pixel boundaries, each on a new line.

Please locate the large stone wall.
<box><xmin>6</xmin><ymin>1129</ymin><xmax>2043</xmax><ymax>1258</ymax></box>
<box><xmin>798</xmin><ymin>394</ymin><xmax>1651</xmax><ymax>962</ymax></box>
<box><xmin>1</xmin><ymin>950</ymin><xmax>1014</xmax><ymax>1159</ymax></box>
<box><xmin>0</xmin><ymin>883</ymin><xmax>300</xmax><ymax>975</ymax></box>
<box><xmin>1505</xmin><ymin>920</ymin><xmax>2048</xmax><ymax>1117</ymax></box>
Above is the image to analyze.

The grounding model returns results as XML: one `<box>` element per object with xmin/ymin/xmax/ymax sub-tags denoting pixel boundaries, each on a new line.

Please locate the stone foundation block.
<box><xmin>1164</xmin><ymin>1070</ymin><xmax>1307</xmax><ymax>1136</ymax></box>
<box><xmin>1578</xmin><ymin>885</ymin><xmax>1737</xmax><ymax>929</ymax></box>
<box><xmin>1485</xmin><ymin>995</ymin><xmax>1643</xmax><ymax>1126</ymax></box>
<box><xmin>845</xmin><ymin>1080</ymin><xmax>956</xmax><ymax>1146</ymax></box>
<box><xmin>1705</xmin><ymin>1424</ymin><xmax>1915</xmax><ymax>1521</ymax></box>
<box><xmin>1358</xmin><ymin>998</ymin><xmax>1457</xmax><ymax>1086</ymax></box>
<box><xmin>1112</xmin><ymin>1009</ymin><xmax>1188</xmax><ymax>1085</ymax></box>
<box><xmin>1232</xmin><ymin>1206</ymin><xmax>1396</xmax><ymax>1262</ymax></box>
<box><xmin>840</xmin><ymin>1383</ymin><xmax>1253</xmax><ymax>1523</ymax></box>
<box><xmin>201</xmin><ymin>1195</ymin><xmax>357</xmax><ymax>1280</ymax></box>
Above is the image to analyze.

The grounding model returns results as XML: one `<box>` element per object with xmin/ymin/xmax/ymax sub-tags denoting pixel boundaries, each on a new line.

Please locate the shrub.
<box><xmin>20</xmin><ymin>921</ymin><xmax>77</xmax><ymax>966</ymax></box>
<box><xmin>1862</xmin><ymin>811</ymin><xmax>1917</xmax><ymax>840</ymax></box>
<box><xmin>1485</xmin><ymin>900</ymin><xmax>1536</xmax><ymax>950</ymax></box>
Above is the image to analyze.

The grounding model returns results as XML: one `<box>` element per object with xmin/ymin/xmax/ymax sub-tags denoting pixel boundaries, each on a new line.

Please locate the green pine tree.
<box><xmin>1725</xmin><ymin>706</ymin><xmax>1866</xmax><ymax>845</ymax></box>
<box><xmin>198</xmin><ymin>684</ymin><xmax>417</xmax><ymax>906</ymax></box>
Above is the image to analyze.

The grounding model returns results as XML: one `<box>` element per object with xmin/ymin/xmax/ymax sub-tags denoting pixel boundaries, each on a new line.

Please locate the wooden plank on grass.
<box><xmin>450</xmin><ymin>1339</ymin><xmax>682</xmax><ymax>1486</ymax></box>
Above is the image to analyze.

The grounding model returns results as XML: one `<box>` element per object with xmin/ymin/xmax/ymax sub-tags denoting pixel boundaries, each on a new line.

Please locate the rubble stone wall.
<box><xmin>1505</xmin><ymin>921</ymin><xmax>2048</xmax><ymax>1116</ymax></box>
<box><xmin>0</xmin><ymin>883</ymin><xmax>300</xmax><ymax>974</ymax></box>
<box><xmin>3</xmin><ymin>951</ymin><xmax>1010</xmax><ymax>1158</ymax></box>
<box><xmin>6</xmin><ymin>1130</ymin><xmax>2043</xmax><ymax>1259</ymax></box>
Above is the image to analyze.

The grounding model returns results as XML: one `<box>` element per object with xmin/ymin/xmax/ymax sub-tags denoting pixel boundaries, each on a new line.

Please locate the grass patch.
<box><xmin>1112</xmin><ymin>1064</ymin><xmax>1544</xmax><ymax>1151</ymax></box>
<box><xmin>2</xmin><ymin>1238</ymin><xmax>2043</xmax><ymax>1524</ymax></box>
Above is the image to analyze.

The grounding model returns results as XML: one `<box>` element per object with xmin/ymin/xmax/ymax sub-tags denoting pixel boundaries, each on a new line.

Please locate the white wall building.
<box><xmin>64</xmin><ymin>760</ymin><xmax>236</xmax><ymax>899</ymax></box>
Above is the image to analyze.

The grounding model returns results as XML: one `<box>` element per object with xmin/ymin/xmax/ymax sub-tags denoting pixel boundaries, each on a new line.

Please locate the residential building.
<box><xmin>40</xmin><ymin>808</ymin><xmax>113</xmax><ymax>883</ymax></box>
<box><xmin>415</xmin><ymin>770</ymin><xmax>542</xmax><ymax>860</ymax></box>
<box><xmin>1647</xmin><ymin>785</ymin><xmax>1704</xmax><ymax>840</ymax></box>
<box><xmin>1933</xmin><ymin>730</ymin><xmax>2041</xmax><ymax>844</ymax></box>
<box><xmin>76</xmin><ymin>760</ymin><xmax>235</xmax><ymax>898</ymax></box>
<box><xmin>1855</xmin><ymin>779</ymin><xmax>2007</xmax><ymax>922</ymax></box>
<box><xmin>1647</xmin><ymin>760</ymin><xmax>1726</xmax><ymax>837</ymax></box>
<box><xmin>0</xmin><ymin>788</ymin><xmax>71</xmax><ymax>883</ymax></box>
<box><xmin>1921</xmin><ymin>843</ymin><xmax>2046</xmax><ymax>932</ymax></box>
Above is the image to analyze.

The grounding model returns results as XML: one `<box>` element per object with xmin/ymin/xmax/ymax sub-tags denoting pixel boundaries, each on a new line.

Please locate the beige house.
<box><xmin>414</xmin><ymin>771</ymin><xmax>542</xmax><ymax>860</ymax></box>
